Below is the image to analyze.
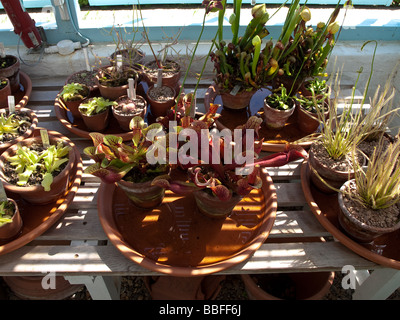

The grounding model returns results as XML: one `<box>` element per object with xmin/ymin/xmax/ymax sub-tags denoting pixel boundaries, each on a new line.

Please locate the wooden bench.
<box><xmin>0</xmin><ymin>75</ymin><xmax>398</xmax><ymax>300</ymax></box>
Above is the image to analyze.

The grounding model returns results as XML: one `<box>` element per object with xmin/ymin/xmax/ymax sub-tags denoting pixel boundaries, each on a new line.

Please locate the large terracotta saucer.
<box><xmin>204</xmin><ymin>83</ymin><xmax>314</xmax><ymax>152</ymax></box>
<box><xmin>0</xmin><ymin>129</ymin><xmax>83</xmax><ymax>256</ymax></box>
<box><xmin>97</xmin><ymin>169</ymin><xmax>277</xmax><ymax>276</ymax></box>
<box><xmin>54</xmin><ymin>95</ymin><xmax>135</xmax><ymax>141</ymax></box>
<box><xmin>301</xmin><ymin>160</ymin><xmax>400</xmax><ymax>270</ymax></box>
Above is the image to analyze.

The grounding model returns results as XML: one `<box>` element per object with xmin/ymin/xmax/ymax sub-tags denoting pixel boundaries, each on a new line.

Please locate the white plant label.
<box><xmin>8</xmin><ymin>96</ymin><xmax>15</xmax><ymax>113</ymax></box>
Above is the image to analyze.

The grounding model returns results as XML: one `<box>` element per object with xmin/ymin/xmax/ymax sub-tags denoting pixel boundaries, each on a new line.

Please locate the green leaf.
<box><xmin>41</xmin><ymin>172</ymin><xmax>54</xmax><ymax>192</ymax></box>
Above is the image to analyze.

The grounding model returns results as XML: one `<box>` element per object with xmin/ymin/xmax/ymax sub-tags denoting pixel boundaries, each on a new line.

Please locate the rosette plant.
<box><xmin>83</xmin><ymin>116</ymin><xmax>168</xmax><ymax>184</ymax></box>
<box><xmin>152</xmin><ymin>115</ymin><xmax>308</xmax><ymax>202</ymax></box>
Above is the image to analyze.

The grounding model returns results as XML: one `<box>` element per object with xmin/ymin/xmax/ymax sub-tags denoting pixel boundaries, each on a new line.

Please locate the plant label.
<box><xmin>230</xmin><ymin>85</ymin><xmax>241</xmax><ymax>96</ymax></box>
<box><xmin>157</xmin><ymin>69</ymin><xmax>163</xmax><ymax>88</ymax></box>
<box><xmin>83</xmin><ymin>47</ymin><xmax>91</xmax><ymax>72</ymax></box>
<box><xmin>8</xmin><ymin>96</ymin><xmax>15</xmax><ymax>113</ymax></box>
<box><xmin>0</xmin><ymin>43</ymin><xmax>5</xmax><ymax>58</ymax></box>
<box><xmin>128</xmin><ymin>78</ymin><xmax>136</xmax><ymax>99</ymax></box>
<box><xmin>0</xmin><ymin>181</ymin><xmax>7</xmax><ymax>202</ymax></box>
<box><xmin>40</xmin><ymin>129</ymin><xmax>50</xmax><ymax>148</ymax></box>
<box><xmin>116</xmin><ymin>54</ymin><xmax>123</xmax><ymax>72</ymax></box>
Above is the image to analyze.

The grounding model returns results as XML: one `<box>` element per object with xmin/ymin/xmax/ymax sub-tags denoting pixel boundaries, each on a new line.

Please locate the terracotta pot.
<box><xmin>0</xmin><ymin>107</ymin><xmax>38</xmax><ymax>154</ymax></box>
<box><xmin>0</xmin><ymin>198</ymin><xmax>23</xmax><ymax>242</ymax></box>
<box><xmin>296</xmin><ymin>101</ymin><xmax>329</xmax><ymax>135</ymax></box>
<box><xmin>0</xmin><ymin>55</ymin><xmax>21</xmax><ymax>94</ymax></box>
<box><xmin>111</xmin><ymin>48</ymin><xmax>145</xmax><ymax>66</ymax></box>
<box><xmin>60</xmin><ymin>85</ymin><xmax>90</xmax><ymax>120</ymax></box>
<box><xmin>0</xmin><ymin>135</ymin><xmax>76</xmax><ymax>205</ymax></box>
<box><xmin>241</xmin><ymin>272</ymin><xmax>334</xmax><ymax>300</ymax></box>
<box><xmin>65</xmin><ymin>70</ymin><xmax>99</xmax><ymax>96</ymax></box>
<box><xmin>116</xmin><ymin>178</ymin><xmax>166</xmax><ymax>210</ymax></box>
<box><xmin>146</xmin><ymin>84</ymin><xmax>176</xmax><ymax>118</ymax></box>
<box><xmin>308</xmin><ymin>143</ymin><xmax>362</xmax><ymax>194</ymax></box>
<box><xmin>112</xmin><ymin>95</ymin><xmax>147</xmax><ymax>131</ymax></box>
<box><xmin>0</xmin><ymin>77</ymin><xmax>11</xmax><ymax>108</ymax></box>
<box><xmin>219</xmin><ymin>89</ymin><xmax>256</xmax><ymax>110</ymax></box>
<box><xmin>2</xmin><ymin>276</ymin><xmax>83</xmax><ymax>300</ymax></box>
<box><xmin>193</xmin><ymin>190</ymin><xmax>242</xmax><ymax>219</ymax></box>
<box><xmin>338</xmin><ymin>179</ymin><xmax>400</xmax><ymax>243</ymax></box>
<box><xmin>143</xmin><ymin>59</ymin><xmax>181</xmax><ymax>92</ymax></box>
<box><xmin>79</xmin><ymin>103</ymin><xmax>110</xmax><ymax>132</ymax></box>
<box><xmin>96</xmin><ymin>66</ymin><xmax>139</xmax><ymax>100</ymax></box>
<box><xmin>143</xmin><ymin>275</ymin><xmax>225</xmax><ymax>300</ymax></box>
<box><xmin>263</xmin><ymin>98</ymin><xmax>295</xmax><ymax>130</ymax></box>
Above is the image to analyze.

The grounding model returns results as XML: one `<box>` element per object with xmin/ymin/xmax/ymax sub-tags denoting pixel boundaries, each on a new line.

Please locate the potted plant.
<box><xmin>78</xmin><ymin>96</ymin><xmax>116</xmax><ymax>132</ymax></box>
<box><xmin>0</xmin><ymin>54</ymin><xmax>20</xmax><ymax>94</ymax></box>
<box><xmin>152</xmin><ymin>116</ymin><xmax>308</xmax><ymax>218</ymax></box>
<box><xmin>0</xmin><ymin>77</ymin><xmax>11</xmax><ymax>107</ymax></box>
<box><xmin>146</xmin><ymin>84</ymin><xmax>176</xmax><ymax>118</ymax></box>
<box><xmin>95</xmin><ymin>64</ymin><xmax>140</xmax><ymax>100</ymax></box>
<box><xmin>143</xmin><ymin>59</ymin><xmax>181</xmax><ymax>93</ymax></box>
<box><xmin>209</xmin><ymin>1</ymin><xmax>271</xmax><ymax>109</ymax></box>
<box><xmin>83</xmin><ymin>116</ymin><xmax>169</xmax><ymax>209</ymax></box>
<box><xmin>0</xmin><ymin>107</ymin><xmax>38</xmax><ymax>154</ymax></box>
<box><xmin>263</xmin><ymin>85</ymin><xmax>295</xmax><ymax>130</ymax></box>
<box><xmin>336</xmin><ymin>136</ymin><xmax>400</xmax><ymax>243</ymax></box>
<box><xmin>65</xmin><ymin>68</ymin><xmax>99</xmax><ymax>94</ymax></box>
<box><xmin>112</xmin><ymin>94</ymin><xmax>147</xmax><ymax>131</ymax></box>
<box><xmin>294</xmin><ymin>82</ymin><xmax>330</xmax><ymax>135</ymax></box>
<box><xmin>59</xmin><ymin>83</ymin><xmax>90</xmax><ymax>119</ymax></box>
<box><xmin>272</xmin><ymin>1</ymin><xmax>343</xmax><ymax>95</ymax></box>
<box><xmin>0</xmin><ymin>197</ymin><xmax>22</xmax><ymax>241</ymax></box>
<box><xmin>0</xmin><ymin>134</ymin><xmax>75</xmax><ymax>205</ymax></box>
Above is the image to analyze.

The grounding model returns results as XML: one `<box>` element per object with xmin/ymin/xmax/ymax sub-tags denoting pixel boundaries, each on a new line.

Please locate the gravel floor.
<box><xmin>1</xmin><ymin>271</ymin><xmax>399</xmax><ymax>300</ymax></box>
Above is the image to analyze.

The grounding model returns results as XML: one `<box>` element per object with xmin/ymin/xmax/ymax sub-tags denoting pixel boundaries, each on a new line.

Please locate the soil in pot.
<box><xmin>147</xmin><ymin>85</ymin><xmax>176</xmax><ymax>118</ymax></box>
<box><xmin>338</xmin><ymin>179</ymin><xmax>400</xmax><ymax>242</ymax></box>
<box><xmin>0</xmin><ymin>109</ymin><xmax>34</xmax><ymax>146</ymax></box>
<box><xmin>144</xmin><ymin>59</ymin><xmax>181</xmax><ymax>91</ymax></box>
<box><xmin>308</xmin><ymin>140</ymin><xmax>364</xmax><ymax>193</ymax></box>
<box><xmin>0</xmin><ymin>78</ymin><xmax>11</xmax><ymax>107</ymax></box>
<box><xmin>0</xmin><ymin>55</ymin><xmax>21</xmax><ymax>93</ymax></box>
<box><xmin>112</xmin><ymin>95</ymin><xmax>147</xmax><ymax>131</ymax></box>
<box><xmin>66</xmin><ymin>69</ymin><xmax>99</xmax><ymax>94</ymax></box>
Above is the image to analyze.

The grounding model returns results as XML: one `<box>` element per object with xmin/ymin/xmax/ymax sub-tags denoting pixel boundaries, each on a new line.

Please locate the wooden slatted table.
<box><xmin>0</xmin><ymin>75</ymin><xmax>399</xmax><ymax>300</ymax></box>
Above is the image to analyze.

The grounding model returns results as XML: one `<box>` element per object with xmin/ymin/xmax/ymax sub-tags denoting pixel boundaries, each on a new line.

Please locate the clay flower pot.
<box><xmin>112</xmin><ymin>95</ymin><xmax>147</xmax><ymax>131</ymax></box>
<box><xmin>263</xmin><ymin>97</ymin><xmax>295</xmax><ymax>130</ymax></box>
<box><xmin>65</xmin><ymin>69</ymin><xmax>100</xmax><ymax>97</ymax></box>
<box><xmin>241</xmin><ymin>272</ymin><xmax>334</xmax><ymax>300</ymax></box>
<box><xmin>0</xmin><ymin>198</ymin><xmax>23</xmax><ymax>242</ymax></box>
<box><xmin>0</xmin><ymin>55</ymin><xmax>21</xmax><ymax>94</ymax></box>
<box><xmin>0</xmin><ymin>136</ymin><xmax>76</xmax><ymax>205</ymax></box>
<box><xmin>296</xmin><ymin>101</ymin><xmax>329</xmax><ymax>135</ymax></box>
<box><xmin>219</xmin><ymin>88</ymin><xmax>256</xmax><ymax>110</ymax></box>
<box><xmin>193</xmin><ymin>190</ymin><xmax>242</xmax><ymax>219</ymax></box>
<box><xmin>0</xmin><ymin>77</ymin><xmax>11</xmax><ymax>107</ymax></box>
<box><xmin>338</xmin><ymin>179</ymin><xmax>400</xmax><ymax>243</ymax></box>
<box><xmin>60</xmin><ymin>84</ymin><xmax>90</xmax><ymax>120</ymax></box>
<box><xmin>110</xmin><ymin>48</ymin><xmax>145</xmax><ymax>67</ymax></box>
<box><xmin>96</xmin><ymin>65</ymin><xmax>139</xmax><ymax>100</ymax></box>
<box><xmin>116</xmin><ymin>178</ymin><xmax>166</xmax><ymax>210</ymax></box>
<box><xmin>308</xmin><ymin>142</ymin><xmax>363</xmax><ymax>194</ymax></box>
<box><xmin>143</xmin><ymin>59</ymin><xmax>181</xmax><ymax>92</ymax></box>
<box><xmin>0</xmin><ymin>107</ymin><xmax>38</xmax><ymax>154</ymax></box>
<box><xmin>146</xmin><ymin>84</ymin><xmax>176</xmax><ymax>118</ymax></box>
<box><xmin>80</xmin><ymin>108</ymin><xmax>110</xmax><ymax>132</ymax></box>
